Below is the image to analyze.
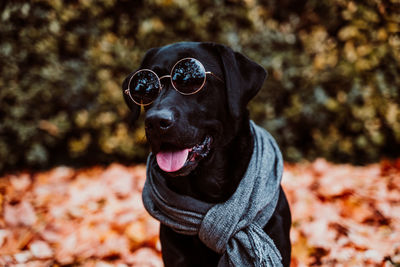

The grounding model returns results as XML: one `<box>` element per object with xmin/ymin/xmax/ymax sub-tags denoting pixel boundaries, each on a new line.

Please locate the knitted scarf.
<box><xmin>142</xmin><ymin>121</ymin><xmax>284</xmax><ymax>267</ymax></box>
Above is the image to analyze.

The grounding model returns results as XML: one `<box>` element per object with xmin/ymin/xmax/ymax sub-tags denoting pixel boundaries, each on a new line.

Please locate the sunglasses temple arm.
<box><xmin>206</xmin><ymin>72</ymin><xmax>224</xmax><ymax>83</ymax></box>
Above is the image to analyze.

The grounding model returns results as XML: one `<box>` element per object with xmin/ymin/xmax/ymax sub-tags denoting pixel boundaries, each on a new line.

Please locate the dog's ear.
<box><xmin>121</xmin><ymin>47</ymin><xmax>160</xmax><ymax>123</ymax></box>
<box><xmin>122</xmin><ymin>72</ymin><xmax>141</xmax><ymax>122</ymax></box>
<box><xmin>215</xmin><ymin>44</ymin><xmax>267</xmax><ymax>120</ymax></box>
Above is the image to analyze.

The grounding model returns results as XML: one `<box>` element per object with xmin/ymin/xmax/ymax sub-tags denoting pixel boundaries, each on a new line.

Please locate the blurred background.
<box><xmin>1</xmin><ymin>0</ymin><xmax>399</xmax><ymax>175</ymax></box>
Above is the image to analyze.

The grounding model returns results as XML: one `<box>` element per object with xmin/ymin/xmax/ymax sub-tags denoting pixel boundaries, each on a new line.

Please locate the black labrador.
<box><xmin>122</xmin><ymin>42</ymin><xmax>291</xmax><ymax>267</ymax></box>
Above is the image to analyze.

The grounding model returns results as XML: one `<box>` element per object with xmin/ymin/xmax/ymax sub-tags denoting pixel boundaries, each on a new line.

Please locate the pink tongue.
<box><xmin>156</xmin><ymin>149</ymin><xmax>190</xmax><ymax>172</ymax></box>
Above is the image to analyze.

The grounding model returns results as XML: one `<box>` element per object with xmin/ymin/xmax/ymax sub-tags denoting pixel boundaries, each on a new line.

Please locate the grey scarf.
<box><xmin>142</xmin><ymin>121</ymin><xmax>284</xmax><ymax>267</ymax></box>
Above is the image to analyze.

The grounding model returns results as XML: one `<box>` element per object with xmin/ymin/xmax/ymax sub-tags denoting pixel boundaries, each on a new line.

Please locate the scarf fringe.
<box><xmin>247</xmin><ymin>224</ymin><xmax>283</xmax><ymax>267</ymax></box>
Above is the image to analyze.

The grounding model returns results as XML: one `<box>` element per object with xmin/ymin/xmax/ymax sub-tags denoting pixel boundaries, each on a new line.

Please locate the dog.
<box><xmin>122</xmin><ymin>42</ymin><xmax>291</xmax><ymax>267</ymax></box>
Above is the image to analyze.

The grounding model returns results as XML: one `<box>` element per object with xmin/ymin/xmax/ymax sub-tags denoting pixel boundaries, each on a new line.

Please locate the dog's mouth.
<box><xmin>155</xmin><ymin>136</ymin><xmax>213</xmax><ymax>176</ymax></box>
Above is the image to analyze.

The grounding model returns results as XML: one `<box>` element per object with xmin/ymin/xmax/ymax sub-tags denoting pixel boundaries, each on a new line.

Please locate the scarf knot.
<box><xmin>142</xmin><ymin>121</ymin><xmax>284</xmax><ymax>267</ymax></box>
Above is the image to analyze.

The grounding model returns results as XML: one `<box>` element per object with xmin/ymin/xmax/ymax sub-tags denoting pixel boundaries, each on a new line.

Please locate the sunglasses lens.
<box><xmin>129</xmin><ymin>70</ymin><xmax>160</xmax><ymax>105</ymax></box>
<box><xmin>171</xmin><ymin>58</ymin><xmax>206</xmax><ymax>94</ymax></box>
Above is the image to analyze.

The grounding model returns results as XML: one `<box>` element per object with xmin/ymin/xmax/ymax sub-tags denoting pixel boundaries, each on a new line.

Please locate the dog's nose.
<box><xmin>145</xmin><ymin>109</ymin><xmax>175</xmax><ymax>132</ymax></box>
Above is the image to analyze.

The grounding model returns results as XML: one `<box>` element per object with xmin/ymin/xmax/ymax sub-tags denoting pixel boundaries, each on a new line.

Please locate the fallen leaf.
<box><xmin>4</xmin><ymin>201</ymin><xmax>37</xmax><ymax>227</ymax></box>
<box><xmin>127</xmin><ymin>247</ymin><xmax>163</xmax><ymax>267</ymax></box>
<box><xmin>29</xmin><ymin>240</ymin><xmax>54</xmax><ymax>259</ymax></box>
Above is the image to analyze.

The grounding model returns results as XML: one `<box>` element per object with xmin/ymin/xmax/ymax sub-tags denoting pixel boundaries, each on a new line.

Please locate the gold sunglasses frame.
<box><xmin>124</xmin><ymin>57</ymin><xmax>224</xmax><ymax>106</ymax></box>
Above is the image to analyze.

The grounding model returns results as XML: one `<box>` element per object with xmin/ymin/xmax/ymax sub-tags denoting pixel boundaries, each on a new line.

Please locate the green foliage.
<box><xmin>0</xmin><ymin>0</ymin><xmax>399</xmax><ymax>173</ymax></box>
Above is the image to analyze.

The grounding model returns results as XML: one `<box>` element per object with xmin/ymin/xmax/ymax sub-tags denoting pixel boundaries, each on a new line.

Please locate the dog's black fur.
<box><xmin>122</xmin><ymin>42</ymin><xmax>291</xmax><ymax>267</ymax></box>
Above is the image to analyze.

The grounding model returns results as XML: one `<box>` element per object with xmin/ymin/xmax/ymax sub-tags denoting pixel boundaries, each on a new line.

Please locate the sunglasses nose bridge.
<box><xmin>159</xmin><ymin>74</ymin><xmax>171</xmax><ymax>81</ymax></box>
<box><xmin>158</xmin><ymin>75</ymin><xmax>172</xmax><ymax>89</ymax></box>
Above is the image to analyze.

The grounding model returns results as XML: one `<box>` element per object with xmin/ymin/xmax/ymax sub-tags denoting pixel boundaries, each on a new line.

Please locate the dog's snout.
<box><xmin>145</xmin><ymin>109</ymin><xmax>175</xmax><ymax>132</ymax></box>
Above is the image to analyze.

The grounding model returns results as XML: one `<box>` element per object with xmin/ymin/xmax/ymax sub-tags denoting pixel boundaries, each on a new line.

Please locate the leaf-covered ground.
<box><xmin>0</xmin><ymin>159</ymin><xmax>399</xmax><ymax>266</ymax></box>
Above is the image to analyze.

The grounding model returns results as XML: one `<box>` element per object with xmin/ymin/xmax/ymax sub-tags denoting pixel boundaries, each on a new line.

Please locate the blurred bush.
<box><xmin>0</xmin><ymin>0</ymin><xmax>399</xmax><ymax>174</ymax></box>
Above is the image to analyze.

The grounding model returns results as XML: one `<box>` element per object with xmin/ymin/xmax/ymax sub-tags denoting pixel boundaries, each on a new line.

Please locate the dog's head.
<box><xmin>122</xmin><ymin>42</ymin><xmax>266</xmax><ymax>177</ymax></box>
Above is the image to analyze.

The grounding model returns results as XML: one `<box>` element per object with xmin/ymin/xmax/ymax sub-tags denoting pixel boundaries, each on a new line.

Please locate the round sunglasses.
<box><xmin>124</xmin><ymin>58</ymin><xmax>224</xmax><ymax>106</ymax></box>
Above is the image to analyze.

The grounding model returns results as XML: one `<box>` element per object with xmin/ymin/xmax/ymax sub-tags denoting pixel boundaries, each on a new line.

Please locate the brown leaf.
<box><xmin>101</xmin><ymin>163</ymin><xmax>136</xmax><ymax>198</ymax></box>
<box><xmin>10</xmin><ymin>173</ymin><xmax>31</xmax><ymax>192</ymax></box>
<box><xmin>127</xmin><ymin>248</ymin><xmax>163</xmax><ymax>267</ymax></box>
<box><xmin>29</xmin><ymin>240</ymin><xmax>54</xmax><ymax>259</ymax></box>
<box><xmin>4</xmin><ymin>201</ymin><xmax>37</xmax><ymax>227</ymax></box>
